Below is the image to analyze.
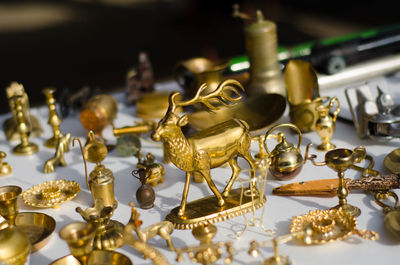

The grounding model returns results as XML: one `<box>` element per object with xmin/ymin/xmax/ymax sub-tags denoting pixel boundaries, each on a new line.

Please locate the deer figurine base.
<box><xmin>166</xmin><ymin>187</ymin><xmax>266</xmax><ymax>230</ymax></box>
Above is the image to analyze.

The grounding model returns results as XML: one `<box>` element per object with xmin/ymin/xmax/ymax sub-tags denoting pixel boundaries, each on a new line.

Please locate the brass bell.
<box><xmin>264</xmin><ymin>123</ymin><xmax>304</xmax><ymax>180</ymax></box>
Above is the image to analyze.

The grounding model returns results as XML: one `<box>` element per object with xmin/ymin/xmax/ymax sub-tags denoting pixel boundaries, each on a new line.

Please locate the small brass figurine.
<box><xmin>264</xmin><ymin>123</ymin><xmax>307</xmax><ymax>180</ymax></box>
<box><xmin>0</xmin><ymin>151</ymin><xmax>12</xmax><ymax>176</ymax></box>
<box><xmin>137</xmin><ymin>152</ymin><xmax>165</xmax><ymax>186</ymax></box>
<box><xmin>308</xmin><ymin>145</ymin><xmax>366</xmax><ymax>217</ymax></box>
<box><xmin>12</xmin><ymin>96</ymin><xmax>39</xmax><ymax>155</ymax></box>
<box><xmin>152</xmin><ymin>80</ymin><xmax>258</xmax><ymax>223</ymax></box>
<box><xmin>128</xmin><ymin>202</ymin><xmax>175</xmax><ymax>251</ymax></box>
<box><xmin>0</xmin><ymin>186</ymin><xmax>31</xmax><ymax>265</ymax></box>
<box><xmin>43</xmin><ymin>133</ymin><xmax>71</xmax><ymax>173</ymax></box>
<box><xmin>175</xmin><ymin>224</ymin><xmax>234</xmax><ymax>265</ymax></box>
<box><xmin>76</xmin><ymin>199</ymin><xmax>124</xmax><ymax>251</ymax></box>
<box><xmin>73</xmin><ymin>131</ymin><xmax>117</xmax><ymax>209</ymax></box>
<box><xmin>43</xmin><ymin>87</ymin><xmax>63</xmax><ymax>148</ymax></box>
<box><xmin>315</xmin><ymin>97</ymin><xmax>340</xmax><ymax>151</ymax></box>
<box><xmin>132</xmin><ymin>168</ymin><xmax>156</xmax><ymax>209</ymax></box>
<box><xmin>3</xmin><ymin>82</ymin><xmax>43</xmax><ymax>141</ymax></box>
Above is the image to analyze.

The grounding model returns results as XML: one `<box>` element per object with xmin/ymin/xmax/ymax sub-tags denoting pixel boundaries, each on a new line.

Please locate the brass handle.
<box><xmin>263</xmin><ymin>123</ymin><xmax>302</xmax><ymax>156</ymax></box>
<box><xmin>328</xmin><ymin>96</ymin><xmax>340</xmax><ymax>123</ymax></box>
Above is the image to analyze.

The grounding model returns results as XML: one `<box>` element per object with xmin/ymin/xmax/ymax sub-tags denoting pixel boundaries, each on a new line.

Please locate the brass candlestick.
<box><xmin>309</xmin><ymin>145</ymin><xmax>366</xmax><ymax>217</ymax></box>
<box><xmin>315</xmin><ymin>97</ymin><xmax>340</xmax><ymax>151</ymax></box>
<box><xmin>0</xmin><ymin>151</ymin><xmax>12</xmax><ymax>176</ymax></box>
<box><xmin>76</xmin><ymin>199</ymin><xmax>124</xmax><ymax>251</ymax></box>
<box><xmin>43</xmin><ymin>87</ymin><xmax>63</xmax><ymax>148</ymax></box>
<box><xmin>0</xmin><ymin>186</ymin><xmax>31</xmax><ymax>265</ymax></box>
<box><xmin>12</xmin><ymin>96</ymin><xmax>38</xmax><ymax>155</ymax></box>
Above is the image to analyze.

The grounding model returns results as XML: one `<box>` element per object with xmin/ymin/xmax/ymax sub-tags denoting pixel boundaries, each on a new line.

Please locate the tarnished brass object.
<box><xmin>264</xmin><ymin>123</ymin><xmax>305</xmax><ymax>180</ymax></box>
<box><xmin>43</xmin><ymin>133</ymin><xmax>71</xmax><ymax>173</ymax></box>
<box><xmin>175</xmin><ymin>224</ymin><xmax>234</xmax><ymax>265</ymax></box>
<box><xmin>128</xmin><ymin>202</ymin><xmax>175</xmax><ymax>250</ymax></box>
<box><xmin>76</xmin><ymin>199</ymin><xmax>124</xmax><ymax>251</ymax></box>
<box><xmin>80</xmin><ymin>94</ymin><xmax>118</xmax><ymax>138</ymax></box>
<box><xmin>21</xmin><ymin>179</ymin><xmax>80</xmax><ymax>208</ymax></box>
<box><xmin>137</xmin><ymin>152</ymin><xmax>165</xmax><ymax>186</ymax></box>
<box><xmin>12</xmin><ymin>96</ymin><xmax>38</xmax><ymax>156</ymax></box>
<box><xmin>0</xmin><ymin>151</ymin><xmax>12</xmax><ymax>176</ymax></box>
<box><xmin>285</xmin><ymin>60</ymin><xmax>321</xmax><ymax>133</ymax></box>
<box><xmin>152</xmin><ymin>79</ymin><xmax>257</xmax><ymax>218</ymax></box>
<box><xmin>290</xmin><ymin>208</ymin><xmax>378</xmax><ymax>244</ymax></box>
<box><xmin>315</xmin><ymin>97</ymin><xmax>340</xmax><ymax>151</ymax></box>
<box><xmin>374</xmin><ymin>191</ymin><xmax>400</xmax><ymax>240</ymax></box>
<box><xmin>174</xmin><ymin>57</ymin><xmax>230</xmax><ymax>97</ymax></box>
<box><xmin>43</xmin><ymin>87</ymin><xmax>63</xmax><ymax>148</ymax></box>
<box><xmin>0</xmin><ymin>185</ymin><xmax>31</xmax><ymax>265</ymax></box>
<box><xmin>308</xmin><ymin>145</ymin><xmax>366</xmax><ymax>217</ymax></box>
<box><xmin>74</xmin><ymin>131</ymin><xmax>117</xmax><ymax>209</ymax></box>
<box><xmin>233</xmin><ymin>6</ymin><xmax>285</xmax><ymax>97</ymax></box>
<box><xmin>3</xmin><ymin>82</ymin><xmax>43</xmax><ymax>141</ymax></box>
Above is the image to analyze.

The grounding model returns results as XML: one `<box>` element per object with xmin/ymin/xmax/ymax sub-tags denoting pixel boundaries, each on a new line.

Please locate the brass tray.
<box><xmin>21</xmin><ymin>179</ymin><xmax>80</xmax><ymax>208</ymax></box>
<box><xmin>15</xmin><ymin>212</ymin><xmax>56</xmax><ymax>252</ymax></box>
<box><xmin>51</xmin><ymin>251</ymin><xmax>132</xmax><ymax>265</ymax></box>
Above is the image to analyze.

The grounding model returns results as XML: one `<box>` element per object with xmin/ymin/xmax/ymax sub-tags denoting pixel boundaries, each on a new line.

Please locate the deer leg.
<box><xmin>242</xmin><ymin>152</ymin><xmax>257</xmax><ymax>192</ymax></box>
<box><xmin>222</xmin><ymin>157</ymin><xmax>241</xmax><ymax>198</ymax></box>
<box><xmin>178</xmin><ymin>171</ymin><xmax>191</xmax><ymax>217</ymax></box>
<box><xmin>200</xmin><ymin>170</ymin><xmax>225</xmax><ymax>206</ymax></box>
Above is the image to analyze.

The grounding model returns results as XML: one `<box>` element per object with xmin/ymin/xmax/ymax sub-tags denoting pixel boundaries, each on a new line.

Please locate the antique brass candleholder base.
<box><xmin>76</xmin><ymin>199</ymin><xmax>124</xmax><ymax>251</ymax></box>
<box><xmin>166</xmin><ymin>187</ymin><xmax>266</xmax><ymax>230</ymax></box>
<box><xmin>308</xmin><ymin>145</ymin><xmax>366</xmax><ymax>217</ymax></box>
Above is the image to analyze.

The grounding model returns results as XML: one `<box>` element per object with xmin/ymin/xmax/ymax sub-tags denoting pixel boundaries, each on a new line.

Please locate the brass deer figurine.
<box><xmin>151</xmin><ymin>79</ymin><xmax>256</xmax><ymax>216</ymax></box>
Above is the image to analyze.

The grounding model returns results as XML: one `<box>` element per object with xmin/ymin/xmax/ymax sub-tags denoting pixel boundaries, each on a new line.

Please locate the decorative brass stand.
<box><xmin>12</xmin><ymin>96</ymin><xmax>39</xmax><ymax>155</ymax></box>
<box><xmin>0</xmin><ymin>151</ymin><xmax>12</xmax><ymax>176</ymax></box>
<box><xmin>43</xmin><ymin>87</ymin><xmax>63</xmax><ymax>148</ymax></box>
<box><xmin>0</xmin><ymin>186</ymin><xmax>31</xmax><ymax>265</ymax></box>
<box><xmin>308</xmin><ymin>145</ymin><xmax>366</xmax><ymax>217</ymax></box>
<box><xmin>315</xmin><ymin>97</ymin><xmax>340</xmax><ymax>151</ymax></box>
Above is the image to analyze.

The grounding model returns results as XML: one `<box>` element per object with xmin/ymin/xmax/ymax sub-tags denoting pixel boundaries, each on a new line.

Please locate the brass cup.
<box><xmin>289</xmin><ymin>97</ymin><xmax>328</xmax><ymax>133</ymax></box>
<box><xmin>59</xmin><ymin>222</ymin><xmax>96</xmax><ymax>265</ymax></box>
<box><xmin>0</xmin><ymin>185</ymin><xmax>22</xmax><ymax>225</ymax></box>
<box><xmin>324</xmin><ymin>147</ymin><xmax>366</xmax><ymax>173</ymax></box>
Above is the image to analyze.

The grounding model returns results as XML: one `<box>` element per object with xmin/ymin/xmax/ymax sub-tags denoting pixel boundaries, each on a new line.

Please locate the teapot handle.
<box><xmin>328</xmin><ymin>96</ymin><xmax>340</xmax><ymax>123</ymax></box>
<box><xmin>263</xmin><ymin>123</ymin><xmax>302</xmax><ymax>156</ymax></box>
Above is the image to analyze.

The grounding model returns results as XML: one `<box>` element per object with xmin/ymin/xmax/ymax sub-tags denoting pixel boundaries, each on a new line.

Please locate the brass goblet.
<box><xmin>309</xmin><ymin>146</ymin><xmax>366</xmax><ymax>217</ymax></box>
<box><xmin>59</xmin><ymin>222</ymin><xmax>96</xmax><ymax>265</ymax></box>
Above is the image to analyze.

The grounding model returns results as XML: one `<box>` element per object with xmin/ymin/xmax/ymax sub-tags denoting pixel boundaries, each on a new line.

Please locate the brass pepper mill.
<box><xmin>73</xmin><ymin>131</ymin><xmax>117</xmax><ymax>209</ymax></box>
<box><xmin>12</xmin><ymin>96</ymin><xmax>39</xmax><ymax>155</ymax></box>
<box><xmin>43</xmin><ymin>87</ymin><xmax>63</xmax><ymax>148</ymax></box>
<box><xmin>233</xmin><ymin>5</ymin><xmax>285</xmax><ymax>97</ymax></box>
<box><xmin>315</xmin><ymin>97</ymin><xmax>340</xmax><ymax>151</ymax></box>
<box><xmin>0</xmin><ymin>186</ymin><xmax>31</xmax><ymax>265</ymax></box>
<box><xmin>0</xmin><ymin>151</ymin><xmax>12</xmax><ymax>176</ymax></box>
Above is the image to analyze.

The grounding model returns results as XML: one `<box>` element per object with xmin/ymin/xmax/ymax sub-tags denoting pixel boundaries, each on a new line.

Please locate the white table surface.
<box><xmin>1</xmin><ymin>77</ymin><xmax>400</xmax><ymax>265</ymax></box>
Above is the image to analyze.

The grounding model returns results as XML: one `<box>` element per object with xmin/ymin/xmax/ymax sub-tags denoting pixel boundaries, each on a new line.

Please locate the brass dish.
<box><xmin>21</xmin><ymin>179</ymin><xmax>80</xmax><ymax>208</ymax></box>
<box><xmin>51</xmin><ymin>251</ymin><xmax>132</xmax><ymax>265</ymax></box>
<box><xmin>15</xmin><ymin>212</ymin><xmax>56</xmax><ymax>252</ymax></box>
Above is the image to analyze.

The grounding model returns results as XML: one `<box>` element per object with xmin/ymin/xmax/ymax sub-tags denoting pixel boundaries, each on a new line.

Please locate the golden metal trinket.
<box><xmin>290</xmin><ymin>208</ymin><xmax>378</xmax><ymax>244</ymax></box>
<box><xmin>21</xmin><ymin>179</ymin><xmax>80</xmax><ymax>208</ymax></box>
<box><xmin>315</xmin><ymin>97</ymin><xmax>340</xmax><ymax>151</ymax></box>
<box><xmin>0</xmin><ymin>151</ymin><xmax>12</xmax><ymax>176</ymax></box>
<box><xmin>374</xmin><ymin>191</ymin><xmax>400</xmax><ymax>240</ymax></box>
<box><xmin>43</xmin><ymin>133</ymin><xmax>72</xmax><ymax>173</ymax></box>
<box><xmin>43</xmin><ymin>87</ymin><xmax>63</xmax><ymax>148</ymax></box>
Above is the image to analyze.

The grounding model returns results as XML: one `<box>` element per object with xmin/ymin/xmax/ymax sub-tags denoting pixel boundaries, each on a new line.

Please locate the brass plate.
<box><xmin>188</xmin><ymin>94</ymin><xmax>286</xmax><ymax>133</ymax></box>
<box><xmin>166</xmin><ymin>187</ymin><xmax>266</xmax><ymax>230</ymax></box>
<box><xmin>51</xmin><ymin>255</ymin><xmax>80</xmax><ymax>265</ymax></box>
<box><xmin>21</xmin><ymin>179</ymin><xmax>80</xmax><ymax>208</ymax></box>
<box><xmin>50</xmin><ymin>251</ymin><xmax>132</xmax><ymax>265</ymax></box>
<box><xmin>384</xmin><ymin>148</ymin><xmax>400</xmax><ymax>174</ymax></box>
<box><xmin>15</xmin><ymin>212</ymin><xmax>56</xmax><ymax>253</ymax></box>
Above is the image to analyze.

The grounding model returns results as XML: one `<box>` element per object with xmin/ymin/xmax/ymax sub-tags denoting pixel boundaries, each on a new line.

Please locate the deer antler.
<box><xmin>170</xmin><ymin>79</ymin><xmax>244</xmax><ymax>112</ymax></box>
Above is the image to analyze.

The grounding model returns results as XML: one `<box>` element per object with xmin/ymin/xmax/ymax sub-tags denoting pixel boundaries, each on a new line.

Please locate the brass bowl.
<box><xmin>21</xmin><ymin>179</ymin><xmax>80</xmax><ymax>208</ymax></box>
<box><xmin>51</xmin><ymin>251</ymin><xmax>132</xmax><ymax>265</ymax></box>
<box><xmin>15</xmin><ymin>212</ymin><xmax>56</xmax><ymax>253</ymax></box>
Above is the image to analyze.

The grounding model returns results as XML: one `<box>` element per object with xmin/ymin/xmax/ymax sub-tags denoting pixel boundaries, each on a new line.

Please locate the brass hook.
<box><xmin>72</xmin><ymin>137</ymin><xmax>89</xmax><ymax>189</ymax></box>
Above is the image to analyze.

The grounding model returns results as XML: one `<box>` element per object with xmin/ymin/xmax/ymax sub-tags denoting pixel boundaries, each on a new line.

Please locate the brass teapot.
<box><xmin>264</xmin><ymin>123</ymin><xmax>305</xmax><ymax>180</ymax></box>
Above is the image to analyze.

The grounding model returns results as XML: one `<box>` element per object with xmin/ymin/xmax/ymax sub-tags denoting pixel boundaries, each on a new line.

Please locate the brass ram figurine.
<box><xmin>151</xmin><ymin>79</ymin><xmax>256</xmax><ymax>217</ymax></box>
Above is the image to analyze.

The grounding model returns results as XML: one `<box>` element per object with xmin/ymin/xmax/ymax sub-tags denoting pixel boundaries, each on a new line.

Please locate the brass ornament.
<box><xmin>136</xmin><ymin>152</ymin><xmax>165</xmax><ymax>186</ymax></box>
<box><xmin>152</xmin><ymin>79</ymin><xmax>258</xmax><ymax>221</ymax></box>
<box><xmin>248</xmin><ymin>234</ymin><xmax>295</xmax><ymax>265</ymax></box>
<box><xmin>374</xmin><ymin>191</ymin><xmax>400</xmax><ymax>240</ymax></box>
<box><xmin>0</xmin><ymin>151</ymin><xmax>12</xmax><ymax>176</ymax></box>
<box><xmin>290</xmin><ymin>208</ymin><xmax>378</xmax><ymax>244</ymax></box>
<box><xmin>0</xmin><ymin>185</ymin><xmax>31</xmax><ymax>265</ymax></box>
<box><xmin>132</xmin><ymin>168</ymin><xmax>156</xmax><ymax>209</ymax></box>
<box><xmin>21</xmin><ymin>179</ymin><xmax>80</xmax><ymax>208</ymax></box>
<box><xmin>3</xmin><ymin>82</ymin><xmax>43</xmax><ymax>141</ymax></box>
<box><xmin>76</xmin><ymin>199</ymin><xmax>124</xmax><ymax>251</ymax></box>
<box><xmin>315</xmin><ymin>97</ymin><xmax>340</xmax><ymax>151</ymax></box>
<box><xmin>264</xmin><ymin>123</ymin><xmax>305</xmax><ymax>180</ymax></box>
<box><xmin>12</xmin><ymin>96</ymin><xmax>39</xmax><ymax>156</ymax></box>
<box><xmin>43</xmin><ymin>87</ymin><xmax>63</xmax><ymax>148</ymax></box>
<box><xmin>384</xmin><ymin>147</ymin><xmax>400</xmax><ymax>174</ymax></box>
<box><xmin>43</xmin><ymin>133</ymin><xmax>71</xmax><ymax>173</ymax></box>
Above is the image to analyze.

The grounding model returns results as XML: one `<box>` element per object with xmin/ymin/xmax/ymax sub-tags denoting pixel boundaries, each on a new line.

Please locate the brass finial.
<box><xmin>43</xmin><ymin>87</ymin><xmax>63</xmax><ymax>148</ymax></box>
